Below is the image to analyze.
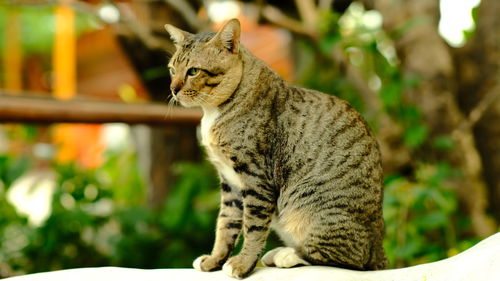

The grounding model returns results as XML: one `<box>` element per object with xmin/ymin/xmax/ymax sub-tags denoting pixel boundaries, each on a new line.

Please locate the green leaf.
<box><xmin>432</xmin><ymin>136</ymin><xmax>455</xmax><ymax>151</ymax></box>
<box><xmin>417</xmin><ymin>212</ymin><xmax>448</xmax><ymax>229</ymax></box>
<box><xmin>404</xmin><ymin>124</ymin><xmax>428</xmax><ymax>148</ymax></box>
<box><xmin>380</xmin><ymin>83</ymin><xmax>401</xmax><ymax>109</ymax></box>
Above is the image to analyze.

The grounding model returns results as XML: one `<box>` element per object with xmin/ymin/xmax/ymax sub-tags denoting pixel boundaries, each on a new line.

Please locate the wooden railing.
<box><xmin>0</xmin><ymin>93</ymin><xmax>202</xmax><ymax>125</ymax></box>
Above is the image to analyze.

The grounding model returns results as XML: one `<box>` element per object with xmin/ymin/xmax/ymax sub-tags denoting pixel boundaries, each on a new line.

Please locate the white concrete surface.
<box><xmin>5</xmin><ymin>232</ymin><xmax>500</xmax><ymax>281</ymax></box>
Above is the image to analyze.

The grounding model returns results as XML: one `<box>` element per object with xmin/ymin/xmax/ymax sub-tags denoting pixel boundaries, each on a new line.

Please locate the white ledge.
<box><xmin>6</xmin><ymin>232</ymin><xmax>500</xmax><ymax>281</ymax></box>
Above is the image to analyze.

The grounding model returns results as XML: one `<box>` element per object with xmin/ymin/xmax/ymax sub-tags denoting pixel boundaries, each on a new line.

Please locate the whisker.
<box><xmin>195</xmin><ymin>93</ymin><xmax>211</xmax><ymax>107</ymax></box>
<box><xmin>164</xmin><ymin>93</ymin><xmax>178</xmax><ymax>120</ymax></box>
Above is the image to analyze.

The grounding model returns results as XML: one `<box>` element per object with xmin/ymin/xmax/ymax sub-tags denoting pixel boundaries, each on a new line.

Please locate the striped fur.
<box><xmin>165</xmin><ymin>19</ymin><xmax>387</xmax><ymax>279</ymax></box>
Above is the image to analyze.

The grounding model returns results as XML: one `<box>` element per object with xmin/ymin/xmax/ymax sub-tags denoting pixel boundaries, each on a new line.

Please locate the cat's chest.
<box><xmin>201</xmin><ymin>107</ymin><xmax>244</xmax><ymax>190</ymax></box>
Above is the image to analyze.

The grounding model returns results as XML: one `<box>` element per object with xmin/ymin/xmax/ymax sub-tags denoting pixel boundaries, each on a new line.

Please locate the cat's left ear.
<box><xmin>164</xmin><ymin>24</ymin><xmax>192</xmax><ymax>47</ymax></box>
<box><xmin>210</xmin><ymin>19</ymin><xmax>241</xmax><ymax>54</ymax></box>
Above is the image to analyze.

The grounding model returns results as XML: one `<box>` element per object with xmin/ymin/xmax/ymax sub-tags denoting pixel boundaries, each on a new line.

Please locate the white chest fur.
<box><xmin>201</xmin><ymin>107</ymin><xmax>244</xmax><ymax>190</ymax></box>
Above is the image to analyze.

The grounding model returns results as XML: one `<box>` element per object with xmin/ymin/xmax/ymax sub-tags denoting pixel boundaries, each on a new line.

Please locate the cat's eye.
<box><xmin>187</xmin><ymin>67</ymin><xmax>200</xmax><ymax>76</ymax></box>
<box><xmin>168</xmin><ymin>67</ymin><xmax>176</xmax><ymax>76</ymax></box>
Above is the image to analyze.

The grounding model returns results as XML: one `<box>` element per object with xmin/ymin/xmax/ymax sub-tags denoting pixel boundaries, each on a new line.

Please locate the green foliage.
<box><xmin>432</xmin><ymin>135</ymin><xmax>456</xmax><ymax>151</ymax></box>
<box><xmin>377</xmin><ymin>66</ymin><xmax>428</xmax><ymax>148</ymax></box>
<box><xmin>0</xmin><ymin>125</ymin><xmax>220</xmax><ymax>277</ymax></box>
<box><xmin>100</xmin><ymin>148</ymin><xmax>147</xmax><ymax>206</ymax></box>
<box><xmin>383</xmin><ymin>163</ymin><xmax>478</xmax><ymax>267</ymax></box>
<box><xmin>298</xmin><ymin>2</ymin><xmax>431</xmax><ymax>151</ymax></box>
<box><xmin>157</xmin><ymin>162</ymin><xmax>219</xmax><ymax>267</ymax></box>
<box><xmin>0</xmin><ymin>154</ymin><xmax>31</xmax><ymax>188</ymax></box>
<box><xmin>0</xmin><ymin>182</ymin><xmax>29</xmax><ymax>274</ymax></box>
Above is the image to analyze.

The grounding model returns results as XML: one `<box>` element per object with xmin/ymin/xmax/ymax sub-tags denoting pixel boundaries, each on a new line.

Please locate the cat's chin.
<box><xmin>178</xmin><ymin>101</ymin><xmax>198</xmax><ymax>108</ymax></box>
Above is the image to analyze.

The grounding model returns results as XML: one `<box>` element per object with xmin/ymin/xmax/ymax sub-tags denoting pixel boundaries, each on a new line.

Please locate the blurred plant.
<box><xmin>107</xmin><ymin>161</ymin><xmax>220</xmax><ymax>268</ymax></box>
<box><xmin>296</xmin><ymin>3</ymin><xmax>428</xmax><ymax>150</ymax></box>
<box><xmin>0</xmin><ymin>124</ymin><xmax>221</xmax><ymax>277</ymax></box>
<box><xmin>383</xmin><ymin>163</ymin><xmax>479</xmax><ymax>267</ymax></box>
<box><xmin>0</xmin><ymin>178</ymin><xmax>30</xmax><ymax>277</ymax></box>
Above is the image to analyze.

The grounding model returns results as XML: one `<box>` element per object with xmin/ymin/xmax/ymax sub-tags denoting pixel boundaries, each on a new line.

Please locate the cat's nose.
<box><xmin>171</xmin><ymin>85</ymin><xmax>181</xmax><ymax>96</ymax></box>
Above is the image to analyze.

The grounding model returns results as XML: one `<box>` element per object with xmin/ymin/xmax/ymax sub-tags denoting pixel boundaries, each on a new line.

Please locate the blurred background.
<box><xmin>0</xmin><ymin>0</ymin><xmax>499</xmax><ymax>278</ymax></box>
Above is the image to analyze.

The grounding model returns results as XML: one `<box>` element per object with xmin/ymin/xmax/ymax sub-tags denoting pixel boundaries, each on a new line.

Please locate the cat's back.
<box><xmin>278</xmin><ymin>85</ymin><xmax>380</xmax><ymax>167</ymax></box>
<box><xmin>275</xmin><ymin>85</ymin><xmax>383</xmax><ymax>208</ymax></box>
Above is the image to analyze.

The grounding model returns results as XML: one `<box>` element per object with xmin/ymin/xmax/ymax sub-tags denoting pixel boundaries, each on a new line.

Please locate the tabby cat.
<box><xmin>164</xmin><ymin>19</ymin><xmax>387</xmax><ymax>279</ymax></box>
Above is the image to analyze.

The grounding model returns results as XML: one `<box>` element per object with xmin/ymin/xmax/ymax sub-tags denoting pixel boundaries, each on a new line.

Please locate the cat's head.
<box><xmin>165</xmin><ymin>19</ymin><xmax>243</xmax><ymax>108</ymax></box>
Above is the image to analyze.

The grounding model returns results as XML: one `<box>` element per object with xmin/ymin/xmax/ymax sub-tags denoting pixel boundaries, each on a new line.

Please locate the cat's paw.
<box><xmin>263</xmin><ymin>247</ymin><xmax>310</xmax><ymax>268</ymax></box>
<box><xmin>222</xmin><ymin>255</ymin><xmax>256</xmax><ymax>279</ymax></box>
<box><xmin>193</xmin><ymin>255</ymin><xmax>224</xmax><ymax>272</ymax></box>
<box><xmin>261</xmin><ymin>247</ymin><xmax>285</xmax><ymax>267</ymax></box>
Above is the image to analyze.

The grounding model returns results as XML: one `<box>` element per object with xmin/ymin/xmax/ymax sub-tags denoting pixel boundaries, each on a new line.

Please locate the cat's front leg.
<box><xmin>223</xmin><ymin>187</ymin><xmax>275</xmax><ymax>279</ymax></box>
<box><xmin>194</xmin><ymin>182</ymin><xmax>243</xmax><ymax>272</ymax></box>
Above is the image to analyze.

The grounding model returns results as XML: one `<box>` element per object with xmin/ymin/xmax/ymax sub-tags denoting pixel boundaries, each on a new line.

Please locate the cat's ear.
<box><xmin>164</xmin><ymin>24</ymin><xmax>192</xmax><ymax>47</ymax></box>
<box><xmin>210</xmin><ymin>19</ymin><xmax>241</xmax><ymax>53</ymax></box>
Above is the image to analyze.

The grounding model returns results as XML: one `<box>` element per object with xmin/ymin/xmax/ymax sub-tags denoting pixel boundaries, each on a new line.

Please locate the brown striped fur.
<box><xmin>165</xmin><ymin>19</ymin><xmax>387</xmax><ymax>279</ymax></box>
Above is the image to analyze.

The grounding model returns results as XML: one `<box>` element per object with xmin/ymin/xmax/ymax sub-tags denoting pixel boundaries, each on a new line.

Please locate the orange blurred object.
<box><xmin>53</xmin><ymin>124</ymin><xmax>104</xmax><ymax>169</ymax></box>
<box><xmin>53</xmin><ymin>1</ymin><xmax>76</xmax><ymax>100</ymax></box>
<box><xmin>52</xmin><ymin>0</ymin><xmax>104</xmax><ymax>169</ymax></box>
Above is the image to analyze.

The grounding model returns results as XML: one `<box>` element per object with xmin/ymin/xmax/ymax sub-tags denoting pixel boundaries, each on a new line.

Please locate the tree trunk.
<box><xmin>455</xmin><ymin>0</ymin><xmax>500</xmax><ymax>221</ymax></box>
<box><xmin>366</xmin><ymin>0</ymin><xmax>496</xmax><ymax>237</ymax></box>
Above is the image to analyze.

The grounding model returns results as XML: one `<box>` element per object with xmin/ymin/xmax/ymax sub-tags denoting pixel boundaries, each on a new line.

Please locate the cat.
<box><xmin>164</xmin><ymin>19</ymin><xmax>387</xmax><ymax>279</ymax></box>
